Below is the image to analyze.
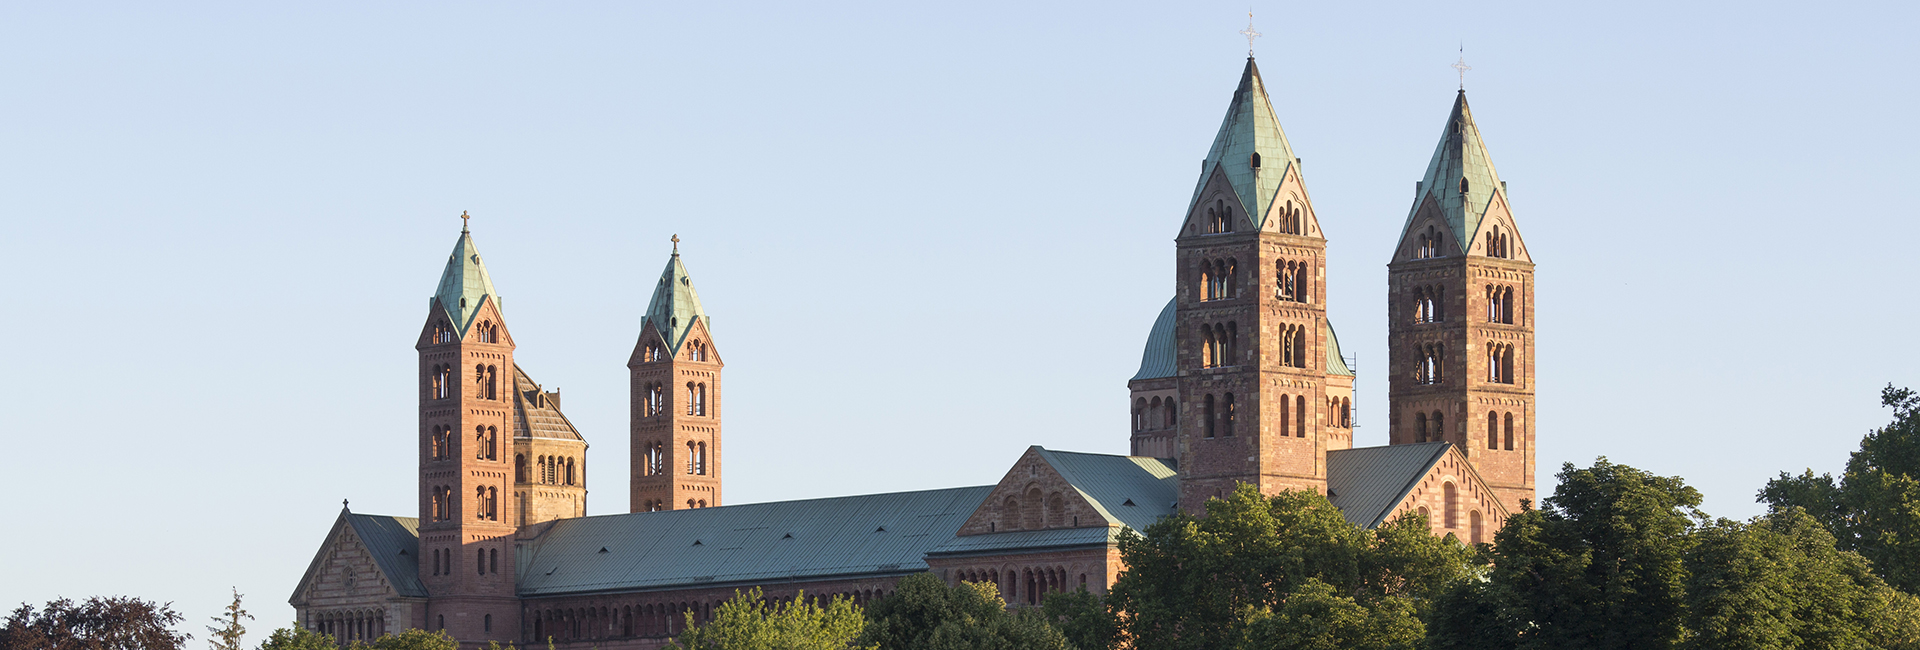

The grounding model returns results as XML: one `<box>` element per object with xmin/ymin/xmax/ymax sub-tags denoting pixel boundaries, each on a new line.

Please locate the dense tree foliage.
<box><xmin>1106</xmin><ymin>483</ymin><xmax>1473</xmax><ymax>650</ymax></box>
<box><xmin>1</xmin><ymin>597</ymin><xmax>189</xmax><ymax>650</ymax></box>
<box><xmin>857</xmin><ymin>573</ymin><xmax>1066</xmax><ymax>650</ymax></box>
<box><xmin>1763</xmin><ymin>384</ymin><xmax>1920</xmax><ymax>593</ymax></box>
<box><xmin>1431</xmin><ymin>459</ymin><xmax>1920</xmax><ymax>650</ymax></box>
<box><xmin>1038</xmin><ymin>588</ymin><xmax>1116</xmax><ymax>650</ymax></box>
<box><xmin>252</xmin><ymin>626</ymin><xmax>334</xmax><ymax>650</ymax></box>
<box><xmin>668</xmin><ymin>587</ymin><xmax>867</xmax><ymax>650</ymax></box>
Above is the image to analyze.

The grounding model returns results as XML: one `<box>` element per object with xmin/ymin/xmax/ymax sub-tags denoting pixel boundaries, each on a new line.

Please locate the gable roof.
<box><xmin>643</xmin><ymin>252</ymin><xmax>709</xmax><ymax>357</ymax></box>
<box><xmin>1188</xmin><ymin>57</ymin><xmax>1301</xmax><ymax>230</ymax></box>
<box><xmin>432</xmin><ymin>228</ymin><xmax>502</xmax><ymax>336</ymax></box>
<box><xmin>1325</xmin><ymin>443</ymin><xmax>1451</xmax><ymax>529</ymax></box>
<box><xmin>1130</xmin><ymin>298</ymin><xmax>1177</xmax><ymax>381</ymax></box>
<box><xmin>290</xmin><ymin>511</ymin><xmax>426</xmax><ymax>605</ymax></box>
<box><xmin>928</xmin><ymin>448</ymin><xmax>1178</xmax><ymax>557</ymax></box>
<box><xmin>512</xmin><ymin>364</ymin><xmax>583</xmax><ymax>442</ymax></box>
<box><xmin>515</xmin><ymin>486</ymin><xmax>992</xmax><ymax>597</ymax></box>
<box><xmin>1401</xmin><ymin>91</ymin><xmax>1508</xmax><ymax>250</ymax></box>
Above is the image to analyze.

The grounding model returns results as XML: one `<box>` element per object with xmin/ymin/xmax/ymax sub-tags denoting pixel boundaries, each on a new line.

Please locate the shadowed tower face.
<box><xmin>1158</xmin><ymin>58</ymin><xmax>1356</xmax><ymax>515</ymax></box>
<box><xmin>628</xmin><ymin>242</ymin><xmax>723</xmax><ymax>513</ymax></box>
<box><xmin>413</xmin><ymin>222</ymin><xmax>522</xmax><ymax>642</ymax></box>
<box><xmin>1386</xmin><ymin>91</ymin><xmax>1536</xmax><ymax>515</ymax></box>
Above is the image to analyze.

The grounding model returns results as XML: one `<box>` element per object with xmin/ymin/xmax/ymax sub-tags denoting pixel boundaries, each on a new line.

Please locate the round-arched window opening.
<box><xmin>1249</xmin><ymin>152</ymin><xmax>1262</xmax><ymax>168</ymax></box>
<box><xmin>1459</xmin><ymin>177</ymin><xmax>1470</xmax><ymax>194</ymax></box>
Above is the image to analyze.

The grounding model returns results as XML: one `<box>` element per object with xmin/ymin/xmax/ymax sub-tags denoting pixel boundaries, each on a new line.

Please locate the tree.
<box><xmin>360</xmin><ymin>628</ymin><xmax>457</xmax><ymax>650</ymax></box>
<box><xmin>668</xmin><ymin>587</ymin><xmax>868</xmax><ymax>650</ymax></box>
<box><xmin>1685</xmin><ymin>508</ymin><xmax>1920</xmax><ymax>650</ymax></box>
<box><xmin>253</xmin><ymin>626</ymin><xmax>333</xmax><ymax>650</ymax></box>
<box><xmin>1432</xmin><ymin>459</ymin><xmax>1702</xmax><ymax>650</ymax></box>
<box><xmin>1106</xmin><ymin>484</ymin><xmax>1469</xmax><ymax>650</ymax></box>
<box><xmin>1039</xmin><ymin>589</ymin><xmax>1115</xmax><ymax>650</ymax></box>
<box><xmin>1762</xmin><ymin>384</ymin><xmax>1920</xmax><ymax>593</ymax></box>
<box><xmin>206</xmin><ymin>589</ymin><xmax>251</xmax><ymax>650</ymax></box>
<box><xmin>857</xmin><ymin>573</ymin><xmax>1068</xmax><ymax>650</ymax></box>
<box><xmin>1</xmin><ymin>596</ymin><xmax>189</xmax><ymax>650</ymax></box>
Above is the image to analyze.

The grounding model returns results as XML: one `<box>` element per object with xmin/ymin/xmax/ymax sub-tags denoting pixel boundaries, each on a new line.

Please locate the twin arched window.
<box><xmin>1486</xmin><ymin>284</ymin><xmax>1516</xmax><ymax>324</ymax></box>
<box><xmin>1486</xmin><ymin>343</ymin><xmax>1516</xmax><ymax>384</ymax></box>
<box><xmin>431</xmin><ymin>321</ymin><xmax>456</xmax><ymax>345</ymax></box>
<box><xmin>1279</xmin><ymin>324</ymin><xmax>1308</xmax><ymax>369</ymax></box>
<box><xmin>644</xmin><ymin>383</ymin><xmax>666</xmax><ymax>417</ymax></box>
<box><xmin>1200</xmin><ymin>322</ymin><xmax>1238</xmax><ymax>368</ymax></box>
<box><xmin>430</xmin><ymin>426</ymin><xmax>452</xmax><ymax>460</ymax></box>
<box><xmin>644</xmin><ymin>442</ymin><xmax>665</xmax><ymax>476</ymax></box>
<box><xmin>473</xmin><ymin>426</ymin><xmax>497</xmax><ymax>461</ymax></box>
<box><xmin>685</xmin><ymin>442</ymin><xmax>708</xmax><ymax>475</ymax></box>
<box><xmin>1486</xmin><ymin>226</ymin><xmax>1512</xmax><ymax>259</ymax></box>
<box><xmin>1486</xmin><ymin>412</ymin><xmax>1516</xmax><ymax>450</ymax></box>
<box><xmin>1415</xmin><ymin>226</ymin><xmax>1442</xmax><ymax>259</ymax></box>
<box><xmin>643</xmin><ymin>340</ymin><xmax>666</xmax><ymax>363</ymax></box>
<box><xmin>1277</xmin><ymin>200</ymin><xmax>1304</xmax><ymax>235</ymax></box>
<box><xmin>1199</xmin><ymin>259</ymin><xmax>1237</xmax><ymax>301</ymax></box>
<box><xmin>1276</xmin><ymin>259</ymin><xmax>1309</xmax><ymax>302</ymax></box>
<box><xmin>1413</xmin><ymin>285</ymin><xmax>1445</xmax><ymax>323</ymax></box>
<box><xmin>1414</xmin><ymin>411</ymin><xmax>1446</xmax><ymax>443</ymax></box>
<box><xmin>429</xmin><ymin>365</ymin><xmax>452</xmax><ymax>400</ymax></box>
<box><xmin>474</xmin><ymin>486</ymin><xmax>498</xmax><ymax>521</ymax></box>
<box><xmin>474</xmin><ymin>365</ymin><xmax>498</xmax><ymax>400</ymax></box>
<box><xmin>430</xmin><ymin>486</ymin><xmax>452</xmax><ymax>521</ymax></box>
<box><xmin>687</xmin><ymin>340</ymin><xmax>708</xmax><ymax>362</ymax></box>
<box><xmin>685</xmin><ymin>383</ymin><xmax>708</xmax><ymax>416</ymax></box>
<box><xmin>476</xmin><ymin>321</ymin><xmax>499</xmax><ymax>343</ymax></box>
<box><xmin>1133</xmin><ymin>397</ymin><xmax>1177</xmax><ymax>433</ymax></box>
<box><xmin>1328</xmin><ymin>397</ymin><xmax>1352</xmax><ymax>429</ymax></box>
<box><xmin>1204</xmin><ymin>199</ymin><xmax>1234</xmax><ymax>234</ymax></box>
<box><xmin>1415</xmin><ymin>343</ymin><xmax>1445</xmax><ymax>385</ymax></box>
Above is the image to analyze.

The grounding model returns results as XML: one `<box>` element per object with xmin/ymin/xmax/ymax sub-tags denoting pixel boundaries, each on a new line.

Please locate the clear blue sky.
<box><xmin>4</xmin><ymin>0</ymin><xmax>1917</xmax><ymax>638</ymax></box>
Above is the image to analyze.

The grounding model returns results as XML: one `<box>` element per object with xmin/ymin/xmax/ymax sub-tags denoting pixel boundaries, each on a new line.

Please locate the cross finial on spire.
<box><xmin>460</xmin><ymin>210</ymin><xmax>470</xmax><ymax>233</ymax></box>
<box><xmin>342</xmin><ymin>498</ymin><xmax>350</xmax><ymax>511</ymax></box>
<box><xmin>671</xmin><ymin>234</ymin><xmax>680</xmax><ymax>255</ymax></box>
<box><xmin>1451</xmin><ymin>44</ymin><xmax>1472</xmax><ymax>91</ymax></box>
<box><xmin>1239</xmin><ymin>9</ymin><xmax>1262</xmax><ymax>57</ymax></box>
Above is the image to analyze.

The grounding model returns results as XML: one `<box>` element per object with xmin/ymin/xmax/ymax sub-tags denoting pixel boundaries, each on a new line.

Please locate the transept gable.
<box><xmin>953</xmin><ymin>447</ymin><xmax>1178</xmax><ymax>538</ymax></box>
<box><xmin>1326</xmin><ymin>443</ymin><xmax>1510</xmax><ymax>533</ymax></box>
<box><xmin>290</xmin><ymin>511</ymin><xmax>426</xmax><ymax>608</ymax></box>
<box><xmin>1378</xmin><ymin>445</ymin><xmax>1511</xmax><ymax>537</ymax></box>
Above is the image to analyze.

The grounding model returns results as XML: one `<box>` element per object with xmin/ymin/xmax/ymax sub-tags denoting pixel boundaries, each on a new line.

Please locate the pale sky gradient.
<box><xmin>5</xmin><ymin>0</ymin><xmax>1917</xmax><ymax>639</ymax></box>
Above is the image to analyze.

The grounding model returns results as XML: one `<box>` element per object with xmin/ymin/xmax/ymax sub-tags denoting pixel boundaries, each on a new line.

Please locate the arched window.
<box><xmin>1296</xmin><ymin>395</ymin><xmax>1307</xmax><ymax>438</ymax></box>
<box><xmin>475</xmin><ymin>486</ymin><xmax>487</xmax><ymax>520</ymax></box>
<box><xmin>566</xmin><ymin>457</ymin><xmax>576</xmax><ymax>485</ymax></box>
<box><xmin>1443</xmin><ymin>482</ymin><xmax>1459</xmax><ymax>530</ymax></box>
<box><xmin>486</xmin><ymin>365</ymin><xmax>498</xmax><ymax>400</ymax></box>
<box><xmin>487</xmin><ymin>487</ymin><xmax>498</xmax><ymax>521</ymax></box>
<box><xmin>1203</xmin><ymin>394</ymin><xmax>1216</xmax><ymax>438</ymax></box>
<box><xmin>1504</xmin><ymin>413</ymin><xmax>1515</xmax><ymax>450</ymax></box>
<box><xmin>474</xmin><ymin>426</ymin><xmax>486</xmax><ymax>460</ymax></box>
<box><xmin>1226</xmin><ymin>322</ymin><xmax>1238</xmax><ymax>365</ymax></box>
<box><xmin>1470</xmin><ymin>510</ymin><xmax>1483</xmax><ymax>544</ymax></box>
<box><xmin>694</xmin><ymin>383</ymin><xmax>708</xmax><ymax>416</ymax></box>
<box><xmin>686</xmin><ymin>382</ymin><xmax>697</xmax><ymax>415</ymax></box>
<box><xmin>1222</xmin><ymin>393</ymin><xmax>1236</xmax><ymax>437</ymax></box>
<box><xmin>487</xmin><ymin>426</ymin><xmax>498</xmax><ymax>460</ymax></box>
<box><xmin>687</xmin><ymin>499</ymin><xmax>697</xmax><ymax>510</ymax></box>
<box><xmin>515</xmin><ymin>454</ymin><xmax>526</xmax><ymax>482</ymax></box>
<box><xmin>1487</xmin><ymin>412</ymin><xmax>1499</xmax><ymax>449</ymax></box>
<box><xmin>646</xmin><ymin>383</ymin><xmax>665</xmax><ymax>416</ymax></box>
<box><xmin>686</xmin><ymin>442</ymin><xmax>697</xmax><ymax>474</ymax></box>
<box><xmin>696</xmin><ymin>443</ymin><xmax>707</xmax><ymax>475</ymax></box>
<box><xmin>474</xmin><ymin>364</ymin><xmax>485</xmax><ymax>398</ymax></box>
<box><xmin>1163</xmin><ymin>398</ymin><xmax>1177</xmax><ymax>429</ymax></box>
<box><xmin>1133</xmin><ymin>398</ymin><xmax>1146</xmax><ymax>432</ymax></box>
<box><xmin>1432</xmin><ymin>411</ymin><xmax>1446</xmax><ymax>443</ymax></box>
<box><xmin>1201</xmin><ymin>325</ymin><xmax>1217</xmax><ymax>368</ymax></box>
<box><xmin>1279</xmin><ymin>394</ymin><xmax>1290</xmax><ymax>438</ymax></box>
<box><xmin>645</xmin><ymin>340</ymin><xmax>664</xmax><ymax>362</ymax></box>
<box><xmin>1224</xmin><ymin>259</ymin><xmax>1238</xmax><ymax>299</ymax></box>
<box><xmin>1415</xmin><ymin>412</ymin><xmax>1428</xmax><ymax>443</ymax></box>
<box><xmin>1199</xmin><ymin>260</ymin><xmax>1214</xmax><ymax>301</ymax></box>
<box><xmin>1341</xmin><ymin>398</ymin><xmax>1352</xmax><ymax>428</ymax></box>
<box><xmin>1293</xmin><ymin>325</ymin><xmax>1307</xmax><ymax>368</ymax></box>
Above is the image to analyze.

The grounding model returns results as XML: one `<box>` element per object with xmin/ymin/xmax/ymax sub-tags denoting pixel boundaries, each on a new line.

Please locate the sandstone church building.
<box><xmin>291</xmin><ymin>57</ymin><xmax>1537</xmax><ymax>649</ymax></box>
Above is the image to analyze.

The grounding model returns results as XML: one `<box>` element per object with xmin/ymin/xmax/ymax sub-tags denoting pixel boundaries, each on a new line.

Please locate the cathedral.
<box><xmin>290</xmin><ymin>56</ymin><xmax>1536</xmax><ymax>649</ymax></box>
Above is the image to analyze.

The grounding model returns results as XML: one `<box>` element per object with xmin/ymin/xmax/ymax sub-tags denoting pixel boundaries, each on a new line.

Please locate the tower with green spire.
<box><xmin>628</xmin><ymin>237</ymin><xmax>724</xmax><ymax>513</ymax></box>
<box><xmin>1155</xmin><ymin>57</ymin><xmax>1356</xmax><ymax>514</ymax></box>
<box><xmin>1386</xmin><ymin>90</ymin><xmax>1536</xmax><ymax>515</ymax></box>
<box><xmin>413</xmin><ymin>219</ymin><xmax>525</xmax><ymax>644</ymax></box>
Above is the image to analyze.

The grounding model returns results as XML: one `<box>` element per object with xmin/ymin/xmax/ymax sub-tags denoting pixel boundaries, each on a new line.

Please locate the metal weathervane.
<box><xmin>1451</xmin><ymin>45</ymin><xmax>1472</xmax><ymax>90</ymax></box>
<box><xmin>1240</xmin><ymin>10</ymin><xmax>1262</xmax><ymax>56</ymax></box>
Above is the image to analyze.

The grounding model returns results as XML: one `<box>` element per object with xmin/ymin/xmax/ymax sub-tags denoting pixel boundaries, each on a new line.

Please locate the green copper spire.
<box><xmin>1405</xmin><ymin>91</ymin><xmax>1507</xmax><ymax>248</ymax></box>
<box><xmin>432</xmin><ymin>221</ymin><xmax>502</xmax><ymax>335</ymax></box>
<box><xmin>1189</xmin><ymin>57</ymin><xmax>1301</xmax><ymax>229</ymax></box>
<box><xmin>644</xmin><ymin>239</ymin><xmax>708</xmax><ymax>356</ymax></box>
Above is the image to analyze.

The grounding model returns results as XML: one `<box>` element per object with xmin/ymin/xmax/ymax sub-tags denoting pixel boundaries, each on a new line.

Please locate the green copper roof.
<box><xmin>644</xmin><ymin>252</ymin><xmax>709</xmax><ymax>356</ymax></box>
<box><xmin>1403</xmin><ymin>91</ymin><xmax>1507</xmax><ymax>249</ymax></box>
<box><xmin>1325</xmin><ymin>320</ymin><xmax>1354</xmax><ymax>377</ymax></box>
<box><xmin>1130</xmin><ymin>298</ymin><xmax>1177</xmax><ymax>381</ymax></box>
<box><xmin>432</xmin><ymin>228</ymin><xmax>502</xmax><ymax>335</ymax></box>
<box><xmin>1188</xmin><ymin>57</ymin><xmax>1300</xmax><ymax>230</ymax></box>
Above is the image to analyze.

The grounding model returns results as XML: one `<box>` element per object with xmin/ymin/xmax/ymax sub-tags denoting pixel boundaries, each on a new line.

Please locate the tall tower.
<box><xmin>1386</xmin><ymin>91</ymin><xmax>1536</xmax><ymax>515</ymax></box>
<box><xmin>628</xmin><ymin>241</ymin><xmax>723</xmax><ymax>512</ymax></box>
<box><xmin>1165</xmin><ymin>58</ymin><xmax>1356</xmax><ymax>514</ymax></box>
<box><xmin>414</xmin><ymin>221</ymin><xmax>519</xmax><ymax>643</ymax></box>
